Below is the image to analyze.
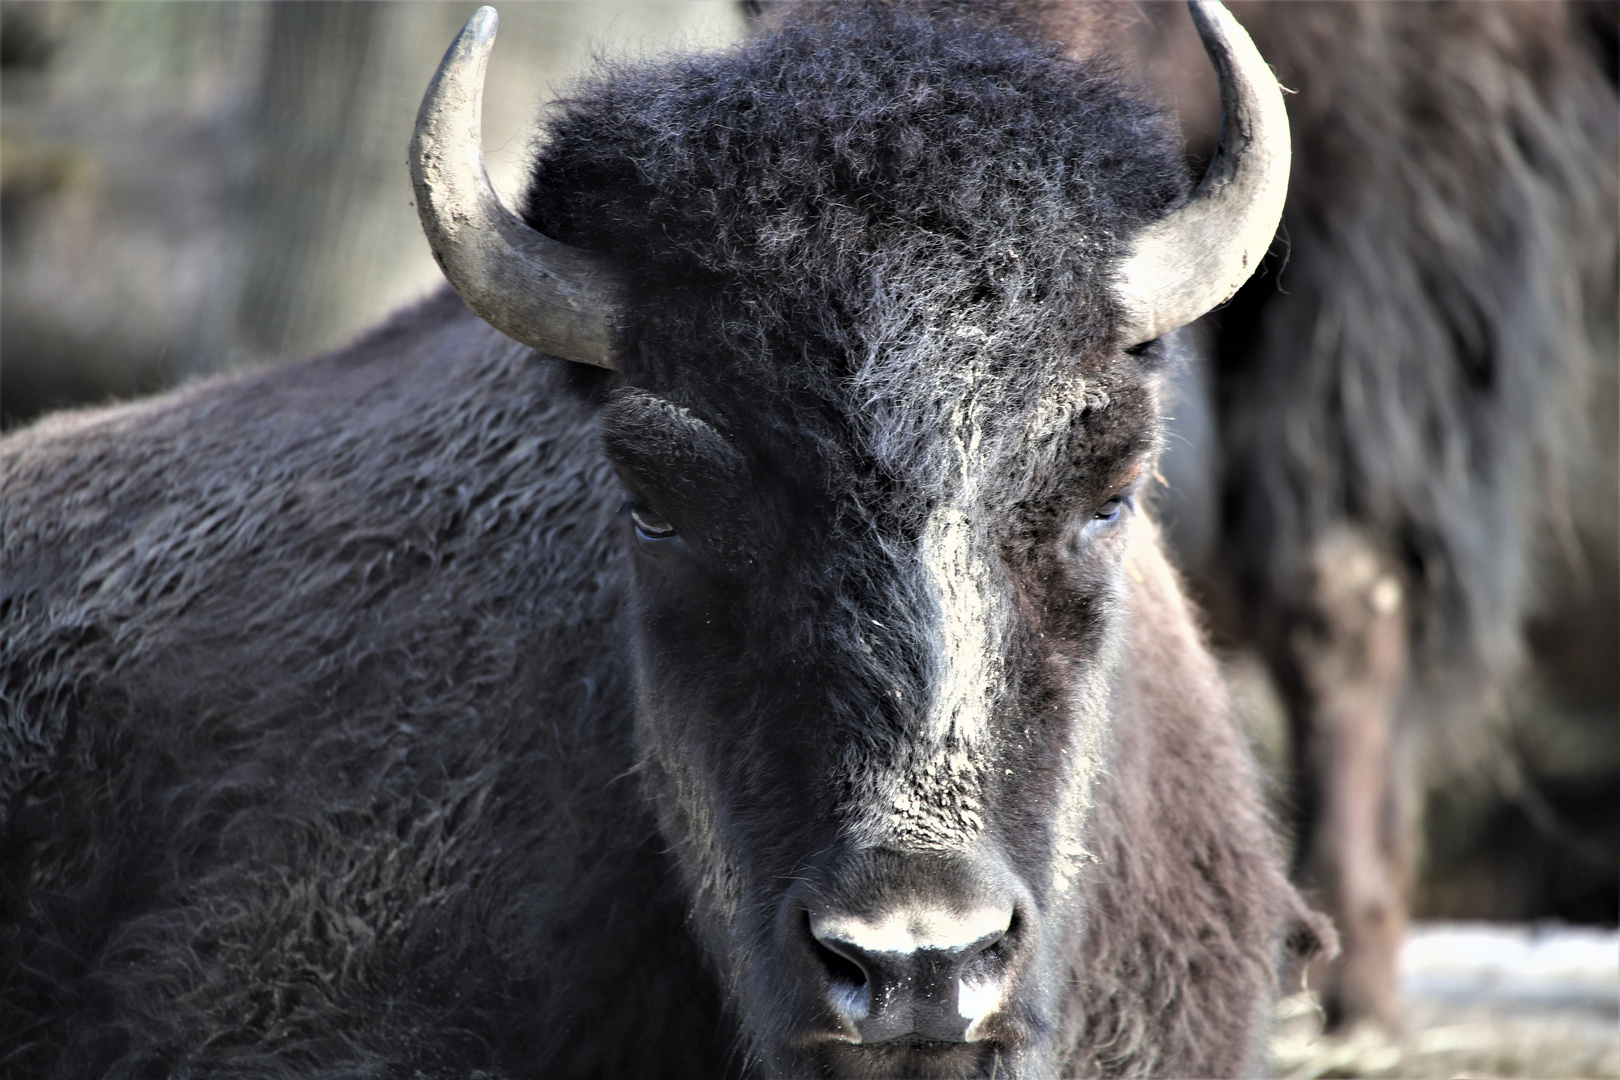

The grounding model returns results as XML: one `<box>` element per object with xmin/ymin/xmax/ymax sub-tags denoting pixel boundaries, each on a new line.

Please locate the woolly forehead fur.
<box><xmin>526</xmin><ymin>5</ymin><xmax>1187</xmax><ymax>854</ymax></box>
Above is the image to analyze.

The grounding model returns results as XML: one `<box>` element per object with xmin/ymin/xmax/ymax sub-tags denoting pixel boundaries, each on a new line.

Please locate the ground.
<box><xmin>1272</xmin><ymin>923</ymin><xmax>1620</xmax><ymax>1079</ymax></box>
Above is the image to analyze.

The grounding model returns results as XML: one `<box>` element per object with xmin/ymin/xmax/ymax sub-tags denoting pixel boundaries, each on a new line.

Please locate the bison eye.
<box><xmin>1092</xmin><ymin>493</ymin><xmax>1130</xmax><ymax>523</ymax></box>
<box><xmin>631</xmin><ymin>505</ymin><xmax>678</xmax><ymax>542</ymax></box>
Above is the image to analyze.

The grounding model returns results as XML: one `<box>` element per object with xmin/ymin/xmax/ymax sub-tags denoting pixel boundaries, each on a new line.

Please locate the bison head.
<box><xmin>412</xmin><ymin>2</ymin><xmax>1287</xmax><ymax>1075</ymax></box>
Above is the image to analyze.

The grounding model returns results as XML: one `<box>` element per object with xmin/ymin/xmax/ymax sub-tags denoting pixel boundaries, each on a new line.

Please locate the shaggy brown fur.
<box><xmin>3</xmin><ymin>295</ymin><xmax>728</xmax><ymax>1076</ymax></box>
<box><xmin>1066</xmin><ymin>522</ymin><xmax>1331</xmax><ymax>1076</ymax></box>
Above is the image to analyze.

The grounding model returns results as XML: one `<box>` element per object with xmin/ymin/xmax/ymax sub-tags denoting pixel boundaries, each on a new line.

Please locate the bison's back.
<box><xmin>0</xmin><ymin>291</ymin><xmax>727</xmax><ymax>1077</ymax></box>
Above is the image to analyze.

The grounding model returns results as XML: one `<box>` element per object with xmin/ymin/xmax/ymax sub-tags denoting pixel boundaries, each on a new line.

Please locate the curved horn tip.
<box><xmin>466</xmin><ymin>6</ymin><xmax>498</xmax><ymax>41</ymax></box>
<box><xmin>1113</xmin><ymin>0</ymin><xmax>1290</xmax><ymax>347</ymax></box>
<box><xmin>411</xmin><ymin>1</ymin><xmax>625</xmax><ymax>370</ymax></box>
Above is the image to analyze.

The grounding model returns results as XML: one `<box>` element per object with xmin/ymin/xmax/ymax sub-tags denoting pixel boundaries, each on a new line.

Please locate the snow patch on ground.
<box><xmin>1401</xmin><ymin>921</ymin><xmax>1619</xmax><ymax>1006</ymax></box>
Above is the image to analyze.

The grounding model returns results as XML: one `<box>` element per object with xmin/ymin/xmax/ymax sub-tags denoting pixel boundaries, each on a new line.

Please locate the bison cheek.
<box><xmin>995</xmin><ymin>529</ymin><xmax>1132</xmax><ymax>894</ymax></box>
<box><xmin>628</xmin><ymin>627</ymin><xmax>835</xmax><ymax>997</ymax></box>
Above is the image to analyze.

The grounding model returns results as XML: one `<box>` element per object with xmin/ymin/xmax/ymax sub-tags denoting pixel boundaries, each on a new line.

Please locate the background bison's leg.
<box><xmin>1273</xmin><ymin>529</ymin><xmax>1411</xmax><ymax>1032</ymax></box>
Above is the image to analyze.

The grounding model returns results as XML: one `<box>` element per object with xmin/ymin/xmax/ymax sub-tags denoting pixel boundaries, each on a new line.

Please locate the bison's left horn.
<box><xmin>411</xmin><ymin>6</ymin><xmax>626</xmax><ymax>369</ymax></box>
<box><xmin>1114</xmin><ymin>0</ymin><xmax>1290</xmax><ymax>347</ymax></box>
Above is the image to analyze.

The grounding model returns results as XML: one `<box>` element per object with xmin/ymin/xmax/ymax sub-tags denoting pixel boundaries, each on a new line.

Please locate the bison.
<box><xmin>4</xmin><ymin>1</ymin><xmax>1376</xmax><ymax>1075</ymax></box>
<box><xmin>1165</xmin><ymin>0</ymin><xmax>1616</xmax><ymax>1030</ymax></box>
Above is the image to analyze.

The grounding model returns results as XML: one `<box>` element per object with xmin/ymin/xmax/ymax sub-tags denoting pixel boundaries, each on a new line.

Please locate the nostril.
<box><xmin>803</xmin><ymin>913</ymin><xmax>868</xmax><ymax>990</ymax></box>
<box><xmin>960</xmin><ymin>930</ymin><xmax>1009</xmax><ymax>989</ymax></box>
<box><xmin>975</xmin><ymin>907</ymin><xmax>1019</xmax><ymax>962</ymax></box>
<box><xmin>811</xmin><ymin>933</ymin><xmax>869</xmax><ymax>989</ymax></box>
<box><xmin>806</xmin><ymin>914</ymin><xmax>874</xmax><ymax>1030</ymax></box>
<box><xmin>969</xmin><ymin>910</ymin><xmax>1014</xmax><ymax>962</ymax></box>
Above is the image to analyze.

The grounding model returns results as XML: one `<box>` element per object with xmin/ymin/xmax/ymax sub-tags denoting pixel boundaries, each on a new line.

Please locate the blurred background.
<box><xmin>1</xmin><ymin>1</ymin><xmax>743</xmax><ymax>420</ymax></box>
<box><xmin>1</xmin><ymin>2</ymin><xmax>1615</xmax><ymax>1076</ymax></box>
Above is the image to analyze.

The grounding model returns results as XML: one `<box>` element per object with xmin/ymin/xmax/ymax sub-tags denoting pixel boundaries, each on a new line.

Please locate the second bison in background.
<box><xmin>1177</xmin><ymin>0</ymin><xmax>1616</xmax><ymax>1030</ymax></box>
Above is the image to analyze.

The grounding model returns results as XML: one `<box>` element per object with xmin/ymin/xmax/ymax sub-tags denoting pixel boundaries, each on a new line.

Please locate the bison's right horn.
<box><xmin>1113</xmin><ymin>0</ymin><xmax>1290</xmax><ymax>347</ymax></box>
<box><xmin>411</xmin><ymin>6</ymin><xmax>626</xmax><ymax>369</ymax></box>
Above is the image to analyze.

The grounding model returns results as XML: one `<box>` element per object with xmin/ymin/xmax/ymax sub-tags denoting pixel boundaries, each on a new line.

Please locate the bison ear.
<box><xmin>1281</xmin><ymin>901</ymin><xmax>1340</xmax><ymax>994</ymax></box>
<box><xmin>410</xmin><ymin>6</ymin><xmax>628</xmax><ymax>370</ymax></box>
<box><xmin>1113</xmin><ymin>0</ymin><xmax>1290</xmax><ymax>347</ymax></box>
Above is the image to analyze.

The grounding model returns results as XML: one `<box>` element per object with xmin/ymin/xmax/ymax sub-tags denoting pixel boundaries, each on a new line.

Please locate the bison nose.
<box><xmin>808</xmin><ymin>905</ymin><xmax>1014</xmax><ymax>1044</ymax></box>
